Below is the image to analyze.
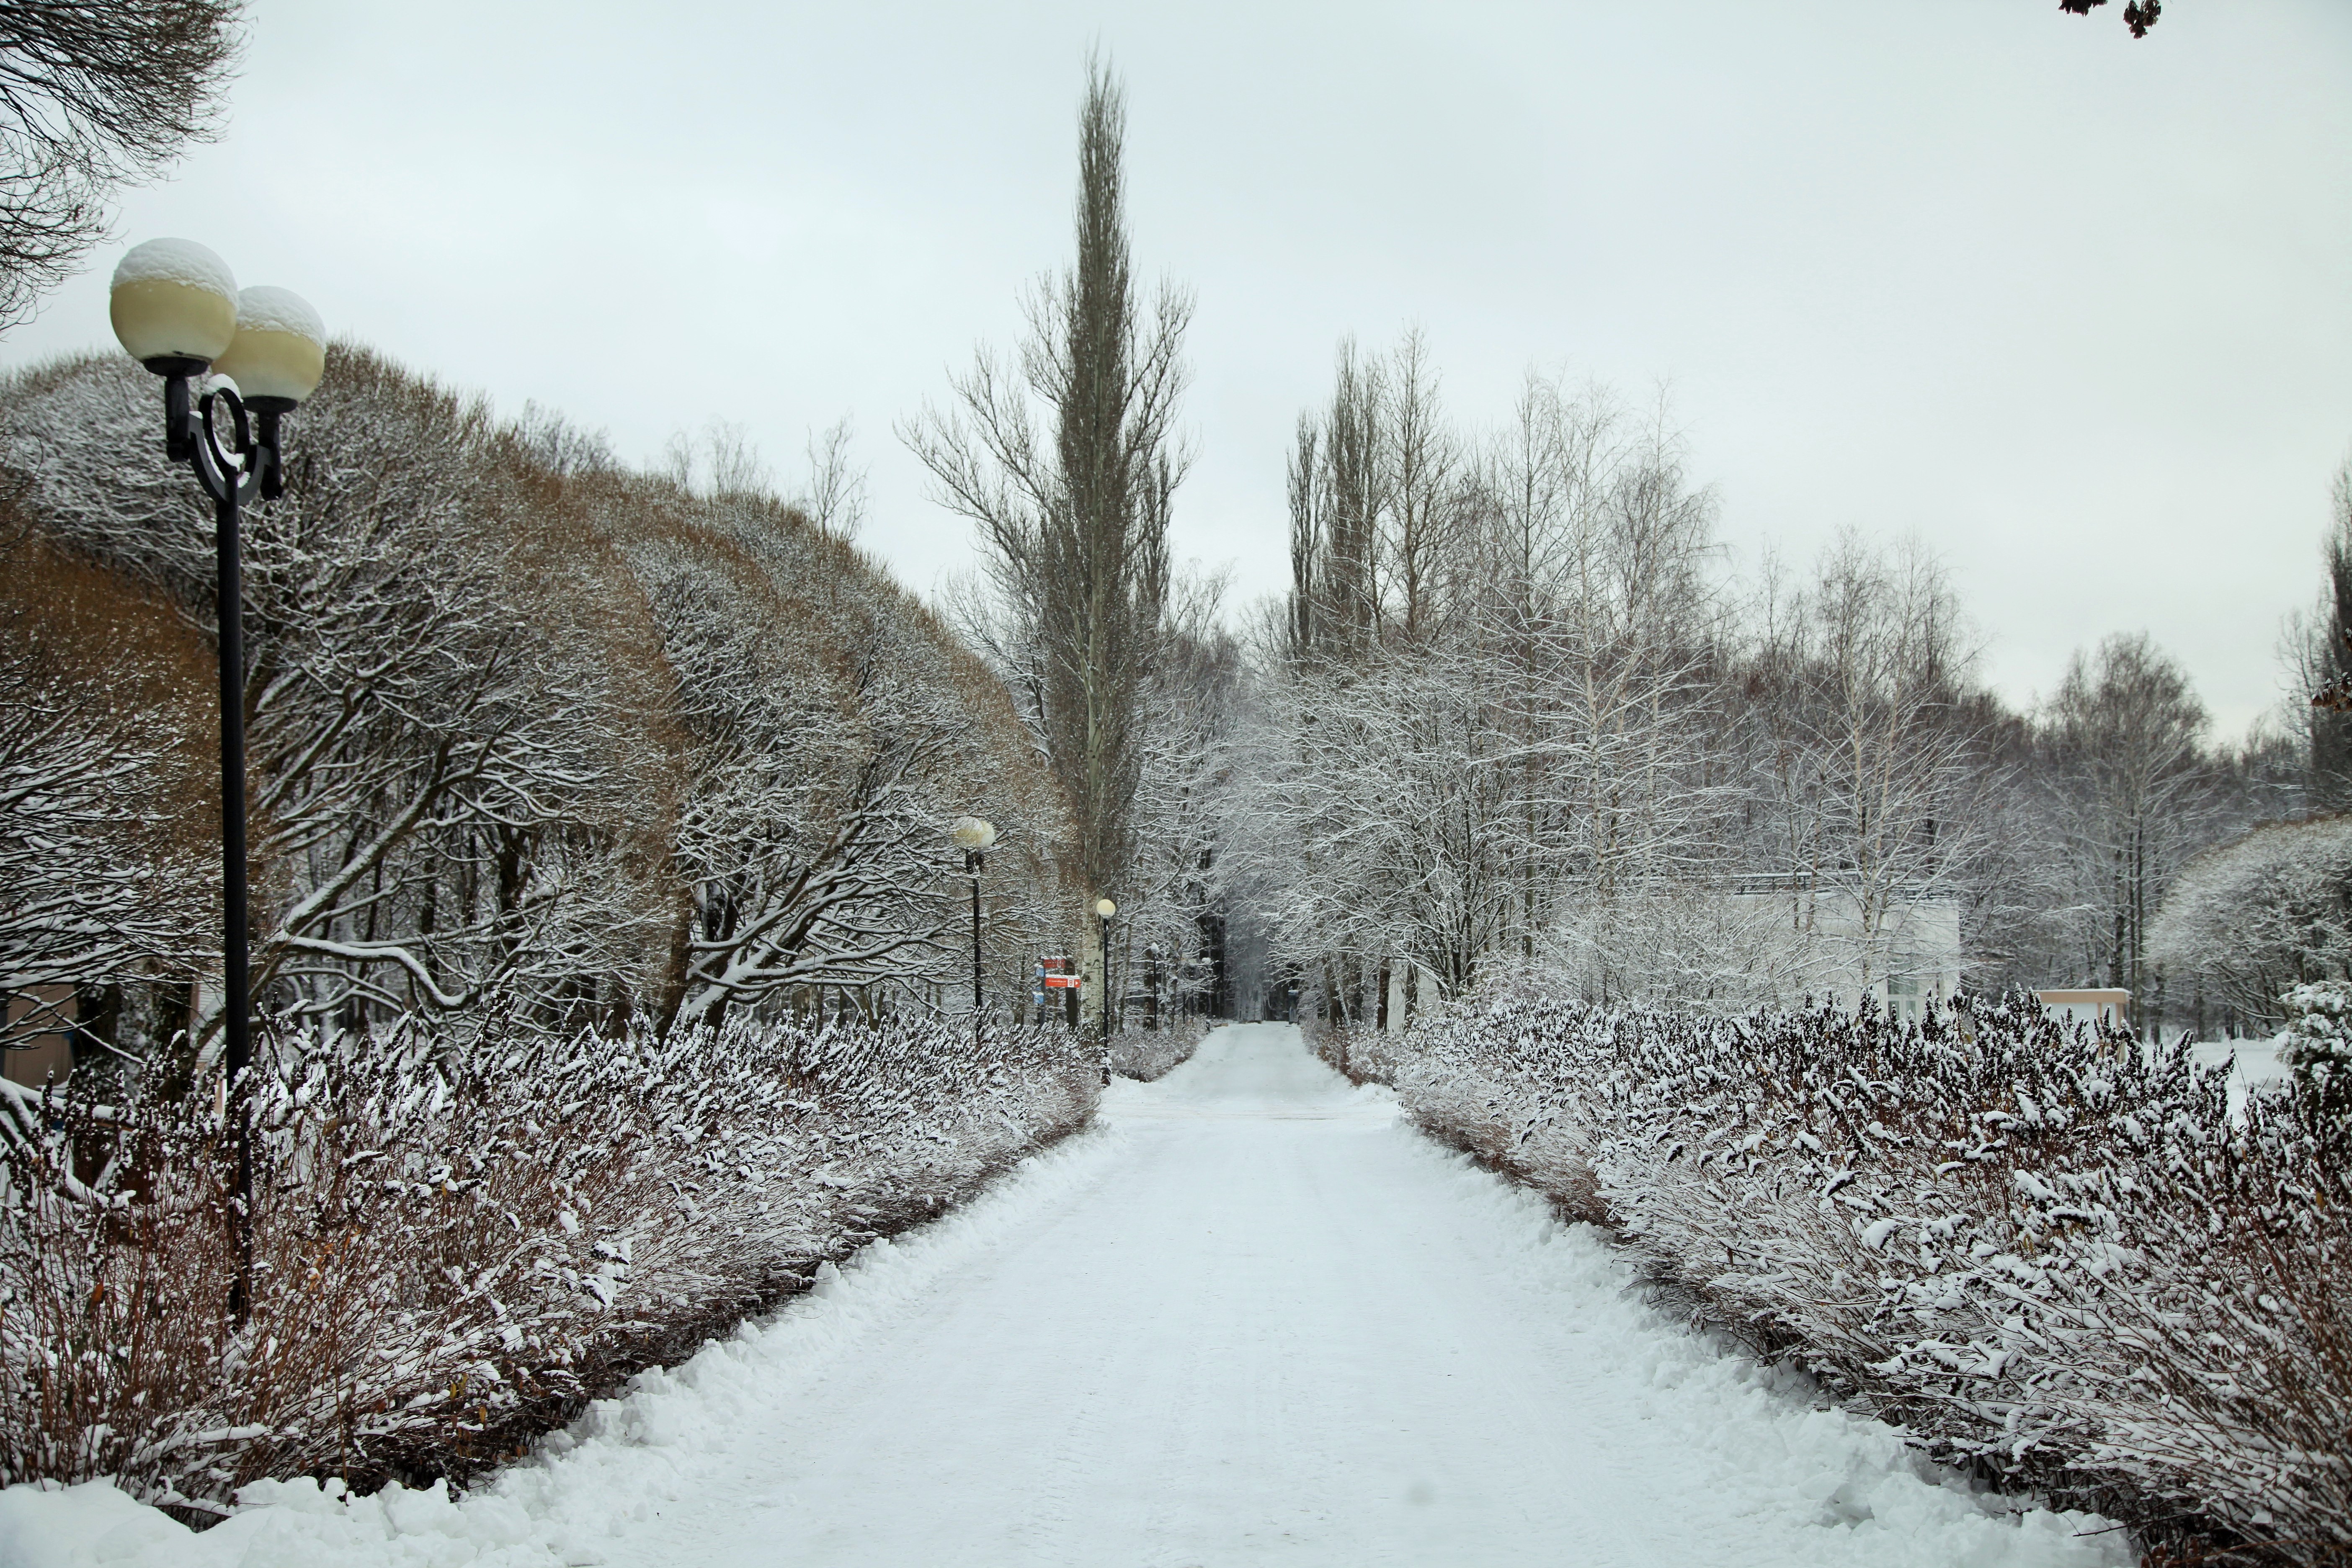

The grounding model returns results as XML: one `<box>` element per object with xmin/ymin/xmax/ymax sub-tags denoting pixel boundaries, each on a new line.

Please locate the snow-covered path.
<box><xmin>3</xmin><ymin>1024</ymin><xmax>2125</xmax><ymax>1568</ymax></box>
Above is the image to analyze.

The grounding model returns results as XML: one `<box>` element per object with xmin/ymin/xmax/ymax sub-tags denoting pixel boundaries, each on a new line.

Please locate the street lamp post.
<box><xmin>109</xmin><ymin>240</ymin><xmax>325</xmax><ymax>1326</ymax></box>
<box><xmin>949</xmin><ymin>817</ymin><xmax>996</xmax><ymax>1039</ymax></box>
<box><xmin>1093</xmin><ymin>897</ymin><xmax>1116</xmax><ymax>1085</ymax></box>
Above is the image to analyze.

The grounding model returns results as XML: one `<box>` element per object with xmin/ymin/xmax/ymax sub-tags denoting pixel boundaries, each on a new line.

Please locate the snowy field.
<box><xmin>0</xmin><ymin>1025</ymin><xmax>2125</xmax><ymax>1568</ymax></box>
<box><xmin>2189</xmin><ymin>1034</ymin><xmax>2292</xmax><ymax>1121</ymax></box>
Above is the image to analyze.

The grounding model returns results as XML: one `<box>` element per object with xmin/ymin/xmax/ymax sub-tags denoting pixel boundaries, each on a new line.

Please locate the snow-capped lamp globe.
<box><xmin>1095</xmin><ymin>898</ymin><xmax>1116</xmax><ymax>919</ymax></box>
<box><xmin>108</xmin><ymin>237</ymin><xmax>239</xmax><ymax>373</ymax></box>
<box><xmin>103</xmin><ymin>240</ymin><xmax>324</xmax><ymax>1332</ymax></box>
<box><xmin>210</xmin><ymin>286</ymin><xmax>327</xmax><ymax>411</ymax></box>
<box><xmin>106</xmin><ymin>238</ymin><xmax>323</xmax><ymax>488</ymax></box>
<box><xmin>950</xmin><ymin>816</ymin><xmax>998</xmax><ymax>854</ymax></box>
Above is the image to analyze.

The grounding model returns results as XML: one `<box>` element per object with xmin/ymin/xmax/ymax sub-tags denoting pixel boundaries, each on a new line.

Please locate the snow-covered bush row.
<box><xmin>0</xmin><ymin>1011</ymin><xmax>1096</xmax><ymax>1513</ymax></box>
<box><xmin>1394</xmin><ymin>987</ymin><xmax>2352</xmax><ymax>1564</ymax></box>
<box><xmin>1106</xmin><ymin>1017</ymin><xmax>1210</xmax><ymax>1082</ymax></box>
<box><xmin>1307</xmin><ymin>1019</ymin><xmax>1404</xmax><ymax>1088</ymax></box>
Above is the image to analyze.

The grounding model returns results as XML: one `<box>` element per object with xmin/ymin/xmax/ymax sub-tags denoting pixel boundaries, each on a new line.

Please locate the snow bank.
<box><xmin>1106</xmin><ymin>1016</ymin><xmax>1210</xmax><ymax>1082</ymax></box>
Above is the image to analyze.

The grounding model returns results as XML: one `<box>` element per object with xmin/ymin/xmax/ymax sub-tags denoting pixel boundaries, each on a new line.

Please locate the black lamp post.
<box><xmin>949</xmin><ymin>816</ymin><xmax>996</xmax><ymax>1040</ymax></box>
<box><xmin>108</xmin><ymin>240</ymin><xmax>325</xmax><ymax>1326</ymax></box>
<box><xmin>1093</xmin><ymin>897</ymin><xmax>1116</xmax><ymax>1084</ymax></box>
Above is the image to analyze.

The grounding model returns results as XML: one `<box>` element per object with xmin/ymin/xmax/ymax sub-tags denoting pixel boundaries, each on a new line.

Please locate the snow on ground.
<box><xmin>0</xmin><ymin>1024</ymin><xmax>2128</xmax><ymax>1568</ymax></box>
<box><xmin>2189</xmin><ymin>1035</ymin><xmax>2293</xmax><ymax>1121</ymax></box>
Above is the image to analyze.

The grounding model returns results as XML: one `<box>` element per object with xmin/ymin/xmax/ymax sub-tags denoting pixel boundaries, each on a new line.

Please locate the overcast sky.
<box><xmin>10</xmin><ymin>1</ymin><xmax>2349</xmax><ymax>737</ymax></box>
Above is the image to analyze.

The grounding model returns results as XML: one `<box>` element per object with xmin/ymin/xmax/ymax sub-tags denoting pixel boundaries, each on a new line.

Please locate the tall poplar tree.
<box><xmin>905</xmin><ymin>55</ymin><xmax>1191</xmax><ymax>902</ymax></box>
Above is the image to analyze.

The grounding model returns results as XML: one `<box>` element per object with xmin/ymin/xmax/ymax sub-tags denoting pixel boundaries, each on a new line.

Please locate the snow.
<box><xmin>108</xmin><ymin>238</ymin><xmax>236</xmax><ymax>297</ymax></box>
<box><xmin>0</xmin><ymin>1025</ymin><xmax>2126</xmax><ymax>1568</ymax></box>
<box><xmin>234</xmin><ymin>285</ymin><xmax>325</xmax><ymax>343</ymax></box>
<box><xmin>0</xmin><ymin>1480</ymin><xmax>193</xmax><ymax>1565</ymax></box>
<box><xmin>2189</xmin><ymin>1034</ymin><xmax>2292</xmax><ymax>1121</ymax></box>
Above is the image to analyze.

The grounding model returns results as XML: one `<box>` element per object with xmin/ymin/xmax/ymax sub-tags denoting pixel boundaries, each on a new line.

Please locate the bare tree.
<box><xmin>2150</xmin><ymin>816</ymin><xmax>2352</xmax><ymax>1030</ymax></box>
<box><xmin>797</xmin><ymin>417</ymin><xmax>867</xmax><ymax>540</ymax></box>
<box><xmin>0</xmin><ymin>1</ymin><xmax>242</xmax><ymax>328</ymax></box>
<box><xmin>1284</xmin><ymin>413</ymin><xmax>1318</xmax><ymax>665</ymax></box>
<box><xmin>1117</xmin><ymin>567</ymin><xmax>1244</xmax><ymax>1021</ymax></box>
<box><xmin>1733</xmin><ymin>534</ymin><xmax>1991</xmax><ymax>993</ymax></box>
<box><xmin>1381</xmin><ymin>329</ymin><xmax>1462</xmax><ymax>646</ymax></box>
<box><xmin>1252</xmin><ymin>356</ymin><xmax>1730</xmax><ymax>1013</ymax></box>
<box><xmin>1282</xmin><ymin>333</ymin><xmax>1465</xmax><ymax>663</ymax></box>
<box><xmin>665</xmin><ymin>419</ymin><xmax>770</xmax><ymax>498</ymax></box>
<box><xmin>0</xmin><ymin>345</ymin><xmax>1072</xmax><ymax>1066</ymax></box>
<box><xmin>2298</xmin><ymin>459</ymin><xmax>2352</xmax><ymax>807</ymax></box>
<box><xmin>1314</xmin><ymin>340</ymin><xmax>1382</xmax><ymax>661</ymax></box>
<box><xmin>2044</xmin><ymin>632</ymin><xmax>2210</xmax><ymax>1018</ymax></box>
<box><xmin>0</xmin><ymin>534</ymin><xmax>213</xmax><ymax>1055</ymax></box>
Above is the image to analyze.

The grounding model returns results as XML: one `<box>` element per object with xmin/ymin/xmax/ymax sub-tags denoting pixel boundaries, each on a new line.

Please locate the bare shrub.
<box><xmin>1306</xmin><ymin>1019</ymin><xmax>1404</xmax><ymax>1088</ymax></box>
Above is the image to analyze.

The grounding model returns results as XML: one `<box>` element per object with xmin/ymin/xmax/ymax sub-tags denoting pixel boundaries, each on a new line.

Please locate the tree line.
<box><xmin>0</xmin><ymin>346</ymin><xmax>1080</xmax><ymax>1083</ymax></box>
<box><xmin>1223</xmin><ymin>330</ymin><xmax>2324</xmax><ymax>1039</ymax></box>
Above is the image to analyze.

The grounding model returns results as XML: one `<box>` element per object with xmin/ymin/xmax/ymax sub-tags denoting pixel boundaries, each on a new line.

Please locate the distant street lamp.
<box><xmin>110</xmin><ymin>239</ymin><xmax>325</xmax><ymax>1326</ymax></box>
<box><xmin>1094</xmin><ymin>897</ymin><xmax>1116</xmax><ymax>1083</ymax></box>
<box><xmin>949</xmin><ymin>817</ymin><xmax>996</xmax><ymax>1039</ymax></box>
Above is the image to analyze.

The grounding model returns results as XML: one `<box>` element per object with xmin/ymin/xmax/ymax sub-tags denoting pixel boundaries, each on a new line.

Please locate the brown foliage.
<box><xmin>0</xmin><ymin>521</ymin><xmax>215</xmax><ymax>844</ymax></box>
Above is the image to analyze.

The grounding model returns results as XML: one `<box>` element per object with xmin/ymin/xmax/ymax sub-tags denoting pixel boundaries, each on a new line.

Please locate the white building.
<box><xmin>2034</xmin><ymin>988</ymin><xmax>2130</xmax><ymax>1031</ymax></box>
<box><xmin>1718</xmin><ymin>876</ymin><xmax>1964</xmax><ymax>1022</ymax></box>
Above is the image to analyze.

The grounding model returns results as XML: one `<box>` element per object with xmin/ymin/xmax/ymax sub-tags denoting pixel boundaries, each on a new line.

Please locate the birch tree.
<box><xmin>1741</xmin><ymin>534</ymin><xmax>1990</xmax><ymax>991</ymax></box>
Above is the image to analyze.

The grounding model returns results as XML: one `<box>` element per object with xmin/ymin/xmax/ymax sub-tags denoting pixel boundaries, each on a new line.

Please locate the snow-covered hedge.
<box><xmin>1107</xmin><ymin>1018</ymin><xmax>1210</xmax><ymax>1083</ymax></box>
<box><xmin>0</xmin><ymin>1014</ymin><xmax>1096</xmax><ymax>1515</ymax></box>
<box><xmin>1308</xmin><ymin>1019</ymin><xmax>1407</xmax><ymax>1088</ymax></box>
<box><xmin>1393</xmin><ymin>987</ymin><xmax>2352</xmax><ymax>1564</ymax></box>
